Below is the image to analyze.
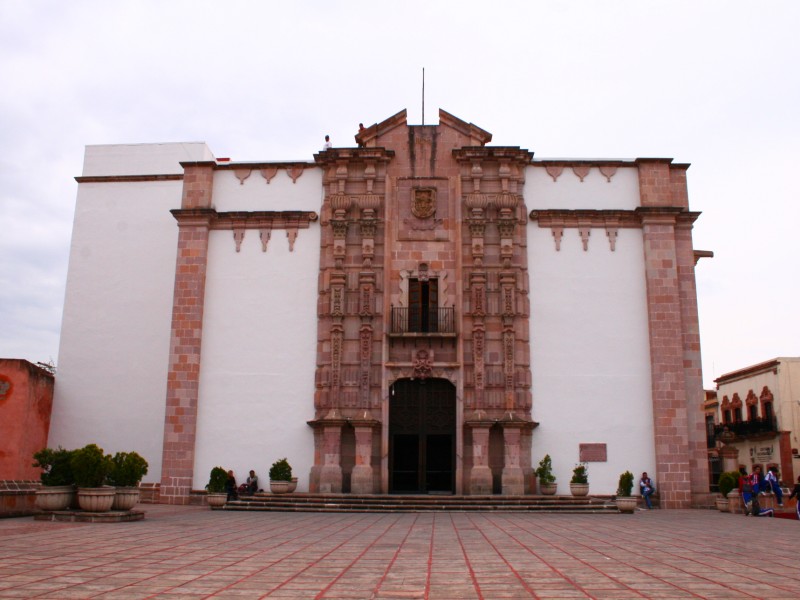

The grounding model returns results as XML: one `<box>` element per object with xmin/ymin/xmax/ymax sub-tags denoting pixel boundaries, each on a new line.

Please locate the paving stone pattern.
<box><xmin>0</xmin><ymin>505</ymin><xmax>798</xmax><ymax>599</ymax></box>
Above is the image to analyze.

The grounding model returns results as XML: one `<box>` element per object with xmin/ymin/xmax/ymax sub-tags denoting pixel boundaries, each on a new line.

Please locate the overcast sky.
<box><xmin>1</xmin><ymin>1</ymin><xmax>798</xmax><ymax>388</ymax></box>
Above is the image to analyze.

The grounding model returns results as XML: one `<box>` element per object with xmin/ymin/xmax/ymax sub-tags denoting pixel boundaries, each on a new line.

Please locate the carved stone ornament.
<box><xmin>412</xmin><ymin>349</ymin><xmax>434</xmax><ymax>380</ymax></box>
<box><xmin>411</xmin><ymin>188</ymin><xmax>436</xmax><ymax>219</ymax></box>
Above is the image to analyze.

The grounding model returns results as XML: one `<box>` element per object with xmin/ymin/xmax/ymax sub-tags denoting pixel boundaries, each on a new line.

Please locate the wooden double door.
<box><xmin>389</xmin><ymin>378</ymin><xmax>455</xmax><ymax>493</ymax></box>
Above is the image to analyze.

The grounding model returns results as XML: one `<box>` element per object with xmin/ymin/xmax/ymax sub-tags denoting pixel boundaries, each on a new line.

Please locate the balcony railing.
<box><xmin>390</xmin><ymin>307</ymin><xmax>455</xmax><ymax>335</ymax></box>
<box><xmin>713</xmin><ymin>416</ymin><xmax>778</xmax><ymax>440</ymax></box>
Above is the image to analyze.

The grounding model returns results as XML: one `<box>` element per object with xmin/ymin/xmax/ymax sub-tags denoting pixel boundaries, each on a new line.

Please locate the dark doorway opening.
<box><xmin>389</xmin><ymin>378</ymin><xmax>455</xmax><ymax>493</ymax></box>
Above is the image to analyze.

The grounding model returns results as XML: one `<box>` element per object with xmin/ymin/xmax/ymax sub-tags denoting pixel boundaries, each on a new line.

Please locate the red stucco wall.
<box><xmin>0</xmin><ymin>359</ymin><xmax>54</xmax><ymax>480</ymax></box>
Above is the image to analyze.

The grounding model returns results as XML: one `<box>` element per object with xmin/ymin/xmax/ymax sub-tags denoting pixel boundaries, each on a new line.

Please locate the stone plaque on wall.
<box><xmin>579</xmin><ymin>443</ymin><xmax>607</xmax><ymax>462</ymax></box>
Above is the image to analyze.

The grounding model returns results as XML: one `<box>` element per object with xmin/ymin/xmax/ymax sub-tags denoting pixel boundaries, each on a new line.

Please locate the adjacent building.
<box><xmin>711</xmin><ymin>357</ymin><xmax>800</xmax><ymax>485</ymax></box>
<box><xmin>49</xmin><ymin>108</ymin><xmax>711</xmax><ymax>507</ymax></box>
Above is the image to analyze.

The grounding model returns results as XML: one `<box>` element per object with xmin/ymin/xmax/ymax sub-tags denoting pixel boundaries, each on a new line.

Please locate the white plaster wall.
<box><xmin>51</xmin><ymin>178</ymin><xmax>182</xmax><ymax>481</ymax></box>
<box><xmin>193</xmin><ymin>222</ymin><xmax>321</xmax><ymax>492</ymax></box>
<box><xmin>211</xmin><ymin>165</ymin><xmax>321</xmax><ymax>212</ymax></box>
<box><xmin>528</xmin><ymin>226</ymin><xmax>655</xmax><ymax>494</ymax></box>
<box><xmin>83</xmin><ymin>142</ymin><xmax>214</xmax><ymax>176</ymax></box>
<box><xmin>525</xmin><ymin>165</ymin><xmax>640</xmax><ymax>210</ymax></box>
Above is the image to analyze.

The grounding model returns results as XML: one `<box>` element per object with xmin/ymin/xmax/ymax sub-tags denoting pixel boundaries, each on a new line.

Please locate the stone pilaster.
<box><xmin>466</xmin><ymin>420</ymin><xmax>493</xmax><ymax>494</ymax></box>
<box><xmin>319</xmin><ymin>421</ymin><xmax>345</xmax><ymax>494</ymax></box>
<box><xmin>501</xmin><ymin>426</ymin><xmax>525</xmax><ymax>495</ymax></box>
<box><xmin>350</xmin><ymin>420</ymin><xmax>378</xmax><ymax>494</ymax></box>
<box><xmin>639</xmin><ymin>207</ymin><xmax>693</xmax><ymax>509</ymax></box>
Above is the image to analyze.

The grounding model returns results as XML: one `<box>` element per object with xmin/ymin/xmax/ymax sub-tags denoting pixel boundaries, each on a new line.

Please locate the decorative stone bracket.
<box><xmin>171</xmin><ymin>208</ymin><xmax>318</xmax><ymax>253</ymax></box>
<box><xmin>529</xmin><ymin>208</ymin><xmax>699</xmax><ymax>252</ymax></box>
<box><xmin>542</xmin><ymin>163</ymin><xmax>619</xmax><ymax>183</ymax></box>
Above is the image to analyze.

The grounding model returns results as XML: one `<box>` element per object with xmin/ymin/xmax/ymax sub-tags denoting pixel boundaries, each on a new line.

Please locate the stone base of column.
<box><xmin>350</xmin><ymin>465</ymin><xmax>374</xmax><ymax>494</ymax></box>
<box><xmin>308</xmin><ymin>465</ymin><xmax>321</xmax><ymax>493</ymax></box>
<box><xmin>469</xmin><ymin>465</ymin><xmax>493</xmax><ymax>495</ymax></box>
<box><xmin>319</xmin><ymin>465</ymin><xmax>342</xmax><ymax>494</ymax></box>
<box><xmin>501</xmin><ymin>467</ymin><xmax>524</xmax><ymax>495</ymax></box>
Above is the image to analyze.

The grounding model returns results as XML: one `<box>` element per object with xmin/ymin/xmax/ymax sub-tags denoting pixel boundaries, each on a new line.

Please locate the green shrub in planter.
<box><xmin>535</xmin><ymin>454</ymin><xmax>556</xmax><ymax>485</ymax></box>
<box><xmin>206</xmin><ymin>466</ymin><xmax>228</xmax><ymax>493</ymax></box>
<box><xmin>33</xmin><ymin>447</ymin><xmax>76</xmax><ymax>486</ymax></box>
<box><xmin>571</xmin><ymin>463</ymin><xmax>588</xmax><ymax>484</ymax></box>
<box><xmin>269</xmin><ymin>458</ymin><xmax>292</xmax><ymax>482</ymax></box>
<box><xmin>718</xmin><ymin>471</ymin><xmax>739</xmax><ymax>498</ymax></box>
<box><xmin>108</xmin><ymin>452</ymin><xmax>149</xmax><ymax>487</ymax></box>
<box><xmin>70</xmin><ymin>444</ymin><xmax>113</xmax><ymax>488</ymax></box>
<box><xmin>617</xmin><ymin>471</ymin><xmax>635</xmax><ymax>497</ymax></box>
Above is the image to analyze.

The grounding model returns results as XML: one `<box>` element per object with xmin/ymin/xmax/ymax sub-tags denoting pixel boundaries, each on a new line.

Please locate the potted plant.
<box><xmin>108</xmin><ymin>451</ymin><xmax>149</xmax><ymax>510</ymax></box>
<box><xmin>717</xmin><ymin>471</ymin><xmax>738</xmax><ymax>512</ymax></box>
<box><xmin>205</xmin><ymin>466</ymin><xmax>228</xmax><ymax>508</ymax></box>
<box><xmin>32</xmin><ymin>447</ymin><xmax>76</xmax><ymax>511</ymax></box>
<box><xmin>615</xmin><ymin>471</ymin><xmax>638</xmax><ymax>513</ymax></box>
<box><xmin>535</xmin><ymin>454</ymin><xmax>557</xmax><ymax>495</ymax></box>
<box><xmin>269</xmin><ymin>458</ymin><xmax>293</xmax><ymax>494</ymax></box>
<box><xmin>71</xmin><ymin>444</ymin><xmax>115</xmax><ymax>512</ymax></box>
<box><xmin>570</xmin><ymin>463</ymin><xmax>589</xmax><ymax>496</ymax></box>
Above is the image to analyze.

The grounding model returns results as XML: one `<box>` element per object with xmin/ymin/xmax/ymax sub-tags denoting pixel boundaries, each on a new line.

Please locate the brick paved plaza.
<box><xmin>1</xmin><ymin>505</ymin><xmax>798</xmax><ymax>599</ymax></box>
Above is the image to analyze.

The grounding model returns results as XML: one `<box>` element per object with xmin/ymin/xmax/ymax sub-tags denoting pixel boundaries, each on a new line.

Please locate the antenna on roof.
<box><xmin>422</xmin><ymin>67</ymin><xmax>425</xmax><ymax>126</ymax></box>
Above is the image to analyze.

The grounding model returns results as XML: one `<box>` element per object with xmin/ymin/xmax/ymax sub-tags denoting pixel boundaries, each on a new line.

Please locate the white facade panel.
<box><xmin>51</xmin><ymin>179</ymin><xmax>182</xmax><ymax>480</ymax></box>
<box><xmin>525</xmin><ymin>165</ymin><xmax>640</xmax><ymax>210</ymax></box>
<box><xmin>83</xmin><ymin>142</ymin><xmax>214</xmax><ymax>177</ymax></box>
<box><xmin>211</xmin><ymin>167</ymin><xmax>322</xmax><ymax>212</ymax></box>
<box><xmin>528</xmin><ymin>225</ymin><xmax>654</xmax><ymax>494</ymax></box>
<box><xmin>193</xmin><ymin>224</ymin><xmax>321</xmax><ymax>491</ymax></box>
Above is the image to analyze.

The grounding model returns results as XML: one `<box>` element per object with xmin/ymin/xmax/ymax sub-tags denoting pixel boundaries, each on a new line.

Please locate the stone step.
<box><xmin>221</xmin><ymin>493</ymin><xmax>621</xmax><ymax>514</ymax></box>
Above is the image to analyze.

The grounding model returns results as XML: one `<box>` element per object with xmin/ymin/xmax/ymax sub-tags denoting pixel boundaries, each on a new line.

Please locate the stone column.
<box><xmin>467</xmin><ymin>423</ymin><xmax>493</xmax><ymax>494</ymax></box>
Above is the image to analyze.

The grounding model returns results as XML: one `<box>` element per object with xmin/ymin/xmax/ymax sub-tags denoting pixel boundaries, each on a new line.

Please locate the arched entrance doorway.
<box><xmin>389</xmin><ymin>378</ymin><xmax>456</xmax><ymax>493</ymax></box>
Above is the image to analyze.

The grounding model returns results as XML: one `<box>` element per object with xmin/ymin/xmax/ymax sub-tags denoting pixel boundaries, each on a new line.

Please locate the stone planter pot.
<box><xmin>206</xmin><ymin>493</ymin><xmax>227</xmax><ymax>508</ymax></box>
<box><xmin>77</xmin><ymin>487</ymin><xmax>116</xmax><ymax>512</ymax></box>
<box><xmin>615</xmin><ymin>496</ymin><xmax>638</xmax><ymax>514</ymax></box>
<box><xmin>539</xmin><ymin>482</ymin><xmax>557</xmax><ymax>495</ymax></box>
<box><xmin>715</xmin><ymin>497</ymin><xmax>730</xmax><ymax>512</ymax></box>
<box><xmin>270</xmin><ymin>480</ymin><xmax>291</xmax><ymax>494</ymax></box>
<box><xmin>570</xmin><ymin>483</ymin><xmax>589</xmax><ymax>497</ymax></box>
<box><xmin>35</xmin><ymin>485</ymin><xmax>76</xmax><ymax>511</ymax></box>
<box><xmin>112</xmin><ymin>487</ymin><xmax>141</xmax><ymax>511</ymax></box>
<box><xmin>287</xmin><ymin>478</ymin><xmax>298</xmax><ymax>493</ymax></box>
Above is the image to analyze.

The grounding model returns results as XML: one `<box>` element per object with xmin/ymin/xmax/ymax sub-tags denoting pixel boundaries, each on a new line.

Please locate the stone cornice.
<box><xmin>313</xmin><ymin>147</ymin><xmax>395</xmax><ymax>166</ymax></box>
<box><xmin>530</xmin><ymin>209</ymin><xmax>641</xmax><ymax>228</ymax></box>
<box><xmin>452</xmin><ymin>147</ymin><xmax>533</xmax><ymax>164</ymax></box>
<box><xmin>715</xmin><ymin>359</ymin><xmax>781</xmax><ymax>386</ymax></box>
<box><xmin>75</xmin><ymin>174</ymin><xmax>184</xmax><ymax>183</ymax></box>
<box><xmin>171</xmin><ymin>208</ymin><xmax>317</xmax><ymax>228</ymax></box>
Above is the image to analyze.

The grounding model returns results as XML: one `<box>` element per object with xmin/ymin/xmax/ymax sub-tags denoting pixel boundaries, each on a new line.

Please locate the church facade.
<box><xmin>51</xmin><ymin>109</ymin><xmax>710</xmax><ymax>507</ymax></box>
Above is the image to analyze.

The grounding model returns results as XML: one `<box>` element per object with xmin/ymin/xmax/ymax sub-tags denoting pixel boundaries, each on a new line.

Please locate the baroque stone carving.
<box><xmin>412</xmin><ymin>349</ymin><xmax>434</xmax><ymax>380</ymax></box>
<box><xmin>411</xmin><ymin>188</ymin><xmax>436</xmax><ymax>219</ymax></box>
